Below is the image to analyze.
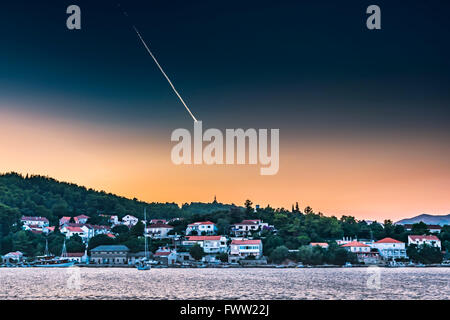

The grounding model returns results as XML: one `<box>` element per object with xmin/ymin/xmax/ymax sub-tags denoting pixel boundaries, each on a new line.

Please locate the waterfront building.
<box><xmin>340</xmin><ymin>241</ymin><xmax>380</xmax><ymax>264</ymax></box>
<box><xmin>182</xmin><ymin>236</ymin><xmax>228</xmax><ymax>254</ymax></box>
<box><xmin>408</xmin><ymin>235</ymin><xmax>441</xmax><ymax>249</ymax></box>
<box><xmin>90</xmin><ymin>245</ymin><xmax>130</xmax><ymax>265</ymax></box>
<box><xmin>2</xmin><ymin>251</ymin><xmax>24</xmax><ymax>263</ymax></box>
<box><xmin>186</xmin><ymin>221</ymin><xmax>217</xmax><ymax>235</ymax></box>
<box><xmin>153</xmin><ymin>247</ymin><xmax>177</xmax><ymax>265</ymax></box>
<box><xmin>146</xmin><ymin>223</ymin><xmax>173</xmax><ymax>238</ymax></box>
<box><xmin>66</xmin><ymin>252</ymin><xmax>85</xmax><ymax>263</ymax></box>
<box><xmin>229</xmin><ymin>239</ymin><xmax>263</xmax><ymax>261</ymax></box>
<box><xmin>372</xmin><ymin>238</ymin><xmax>408</xmax><ymax>260</ymax></box>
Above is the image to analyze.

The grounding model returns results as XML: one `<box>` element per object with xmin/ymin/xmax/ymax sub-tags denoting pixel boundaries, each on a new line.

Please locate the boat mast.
<box><xmin>61</xmin><ymin>238</ymin><xmax>68</xmax><ymax>258</ymax></box>
<box><xmin>144</xmin><ymin>207</ymin><xmax>149</xmax><ymax>260</ymax></box>
<box><xmin>44</xmin><ymin>239</ymin><xmax>50</xmax><ymax>257</ymax></box>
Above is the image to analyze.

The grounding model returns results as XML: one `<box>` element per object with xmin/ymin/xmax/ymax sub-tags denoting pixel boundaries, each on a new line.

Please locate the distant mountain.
<box><xmin>396</xmin><ymin>214</ymin><xmax>450</xmax><ymax>226</ymax></box>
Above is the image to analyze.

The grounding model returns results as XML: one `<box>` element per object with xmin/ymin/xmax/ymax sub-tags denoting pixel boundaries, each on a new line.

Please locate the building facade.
<box><xmin>90</xmin><ymin>245</ymin><xmax>129</xmax><ymax>265</ymax></box>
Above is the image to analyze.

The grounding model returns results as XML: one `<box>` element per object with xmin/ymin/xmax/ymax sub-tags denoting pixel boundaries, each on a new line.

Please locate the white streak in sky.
<box><xmin>131</xmin><ymin>25</ymin><xmax>198</xmax><ymax>122</ymax></box>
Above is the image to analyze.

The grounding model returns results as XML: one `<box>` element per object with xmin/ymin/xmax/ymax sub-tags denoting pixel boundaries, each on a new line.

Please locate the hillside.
<box><xmin>0</xmin><ymin>172</ymin><xmax>236</xmax><ymax>226</ymax></box>
<box><xmin>396</xmin><ymin>214</ymin><xmax>450</xmax><ymax>226</ymax></box>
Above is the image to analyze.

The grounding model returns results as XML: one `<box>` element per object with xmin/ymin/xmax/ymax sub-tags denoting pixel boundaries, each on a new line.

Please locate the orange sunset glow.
<box><xmin>1</xmin><ymin>106</ymin><xmax>449</xmax><ymax>222</ymax></box>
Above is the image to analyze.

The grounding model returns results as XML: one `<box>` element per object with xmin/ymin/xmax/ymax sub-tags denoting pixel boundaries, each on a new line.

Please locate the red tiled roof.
<box><xmin>66</xmin><ymin>227</ymin><xmax>84</xmax><ymax>232</ymax></box>
<box><xmin>67</xmin><ymin>252</ymin><xmax>84</xmax><ymax>257</ymax></box>
<box><xmin>231</xmin><ymin>240</ymin><xmax>261</xmax><ymax>245</ymax></box>
<box><xmin>310</xmin><ymin>242</ymin><xmax>329</xmax><ymax>247</ymax></box>
<box><xmin>374</xmin><ymin>237</ymin><xmax>403</xmax><ymax>244</ymax></box>
<box><xmin>154</xmin><ymin>251</ymin><xmax>171</xmax><ymax>256</ymax></box>
<box><xmin>409</xmin><ymin>235</ymin><xmax>440</xmax><ymax>241</ymax></box>
<box><xmin>341</xmin><ymin>241</ymin><xmax>370</xmax><ymax>247</ymax></box>
<box><xmin>75</xmin><ymin>215</ymin><xmax>90</xmax><ymax>219</ymax></box>
<box><xmin>188</xmin><ymin>221</ymin><xmax>215</xmax><ymax>226</ymax></box>
<box><xmin>186</xmin><ymin>236</ymin><xmax>222</xmax><ymax>241</ymax></box>
<box><xmin>106</xmin><ymin>233</ymin><xmax>115</xmax><ymax>238</ymax></box>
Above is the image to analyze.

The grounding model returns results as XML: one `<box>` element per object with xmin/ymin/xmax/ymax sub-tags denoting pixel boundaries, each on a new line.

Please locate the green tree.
<box><xmin>270</xmin><ymin>245</ymin><xmax>289</xmax><ymax>263</ymax></box>
<box><xmin>189</xmin><ymin>244</ymin><xmax>204</xmax><ymax>261</ymax></box>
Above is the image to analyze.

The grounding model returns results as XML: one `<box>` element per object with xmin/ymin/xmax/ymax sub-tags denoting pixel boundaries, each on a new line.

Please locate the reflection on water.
<box><xmin>0</xmin><ymin>268</ymin><xmax>449</xmax><ymax>300</ymax></box>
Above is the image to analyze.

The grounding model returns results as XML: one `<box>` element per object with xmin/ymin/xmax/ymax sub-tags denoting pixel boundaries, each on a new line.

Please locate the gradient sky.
<box><xmin>0</xmin><ymin>0</ymin><xmax>449</xmax><ymax>221</ymax></box>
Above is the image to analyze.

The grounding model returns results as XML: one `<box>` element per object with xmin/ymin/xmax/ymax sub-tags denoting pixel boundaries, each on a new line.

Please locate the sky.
<box><xmin>0</xmin><ymin>0</ymin><xmax>449</xmax><ymax>221</ymax></box>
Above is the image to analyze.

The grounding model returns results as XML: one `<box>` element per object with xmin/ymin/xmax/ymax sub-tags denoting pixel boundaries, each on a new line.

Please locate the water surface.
<box><xmin>0</xmin><ymin>268</ymin><xmax>449</xmax><ymax>299</ymax></box>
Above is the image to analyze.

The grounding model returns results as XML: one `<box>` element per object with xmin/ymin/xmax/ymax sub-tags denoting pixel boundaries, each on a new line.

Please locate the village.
<box><xmin>1</xmin><ymin>213</ymin><xmax>448</xmax><ymax>268</ymax></box>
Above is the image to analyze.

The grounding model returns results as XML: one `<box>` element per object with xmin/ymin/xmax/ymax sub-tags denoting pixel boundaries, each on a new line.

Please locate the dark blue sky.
<box><xmin>1</xmin><ymin>0</ymin><xmax>449</xmax><ymax>138</ymax></box>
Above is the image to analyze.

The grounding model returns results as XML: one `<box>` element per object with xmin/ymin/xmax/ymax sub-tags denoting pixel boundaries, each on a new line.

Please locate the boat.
<box><xmin>343</xmin><ymin>262</ymin><xmax>352</xmax><ymax>268</ymax></box>
<box><xmin>136</xmin><ymin>208</ymin><xmax>151</xmax><ymax>271</ymax></box>
<box><xmin>33</xmin><ymin>239</ymin><xmax>75</xmax><ymax>268</ymax></box>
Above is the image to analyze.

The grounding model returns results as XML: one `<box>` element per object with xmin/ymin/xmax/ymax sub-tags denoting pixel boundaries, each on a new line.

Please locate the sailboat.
<box><xmin>34</xmin><ymin>238</ymin><xmax>75</xmax><ymax>268</ymax></box>
<box><xmin>137</xmin><ymin>208</ymin><xmax>151</xmax><ymax>270</ymax></box>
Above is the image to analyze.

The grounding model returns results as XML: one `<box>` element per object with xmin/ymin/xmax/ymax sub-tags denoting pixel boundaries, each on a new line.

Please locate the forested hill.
<box><xmin>0</xmin><ymin>172</ymin><xmax>237</xmax><ymax>227</ymax></box>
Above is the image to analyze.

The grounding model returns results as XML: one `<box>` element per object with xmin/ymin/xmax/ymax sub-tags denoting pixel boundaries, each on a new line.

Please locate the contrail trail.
<box><xmin>120</xmin><ymin>7</ymin><xmax>198</xmax><ymax>122</ymax></box>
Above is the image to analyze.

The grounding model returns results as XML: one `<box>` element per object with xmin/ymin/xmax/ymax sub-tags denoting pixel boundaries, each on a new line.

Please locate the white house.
<box><xmin>408</xmin><ymin>235</ymin><xmax>442</xmax><ymax>249</ymax></box>
<box><xmin>341</xmin><ymin>241</ymin><xmax>380</xmax><ymax>264</ymax></box>
<box><xmin>230</xmin><ymin>219</ymin><xmax>269</xmax><ymax>237</ymax></box>
<box><xmin>21</xmin><ymin>216</ymin><xmax>49</xmax><ymax>228</ymax></box>
<box><xmin>122</xmin><ymin>215</ymin><xmax>139</xmax><ymax>226</ymax></box>
<box><xmin>229</xmin><ymin>239</ymin><xmax>263</xmax><ymax>259</ymax></box>
<box><xmin>372</xmin><ymin>238</ymin><xmax>407</xmax><ymax>260</ymax></box>
<box><xmin>2</xmin><ymin>251</ymin><xmax>24</xmax><ymax>263</ymax></box>
<box><xmin>74</xmin><ymin>215</ymin><xmax>90</xmax><ymax>224</ymax></box>
<box><xmin>60</xmin><ymin>226</ymin><xmax>88</xmax><ymax>240</ymax></box>
<box><xmin>183</xmin><ymin>236</ymin><xmax>228</xmax><ymax>254</ymax></box>
<box><xmin>153</xmin><ymin>247</ymin><xmax>177</xmax><ymax>265</ymax></box>
<box><xmin>146</xmin><ymin>223</ymin><xmax>173</xmax><ymax>238</ymax></box>
<box><xmin>59</xmin><ymin>216</ymin><xmax>71</xmax><ymax>226</ymax></box>
<box><xmin>150</xmin><ymin>219</ymin><xmax>167</xmax><ymax>225</ymax></box>
<box><xmin>186</xmin><ymin>221</ymin><xmax>217</xmax><ymax>235</ymax></box>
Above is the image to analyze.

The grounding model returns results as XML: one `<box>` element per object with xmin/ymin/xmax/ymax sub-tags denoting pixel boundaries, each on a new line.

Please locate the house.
<box><xmin>186</xmin><ymin>221</ymin><xmax>217</xmax><ymax>235</ymax></box>
<box><xmin>408</xmin><ymin>235</ymin><xmax>442</xmax><ymax>249</ymax></box>
<box><xmin>146</xmin><ymin>223</ymin><xmax>173</xmax><ymax>238</ymax></box>
<box><xmin>182</xmin><ymin>236</ymin><xmax>228</xmax><ymax>254</ymax></box>
<box><xmin>59</xmin><ymin>216</ymin><xmax>71</xmax><ymax>226</ymax></box>
<box><xmin>230</xmin><ymin>220</ymin><xmax>269</xmax><ymax>237</ymax></box>
<box><xmin>21</xmin><ymin>216</ymin><xmax>49</xmax><ymax>228</ymax></box>
<box><xmin>150</xmin><ymin>219</ymin><xmax>167</xmax><ymax>225</ymax></box>
<box><xmin>122</xmin><ymin>215</ymin><xmax>139</xmax><ymax>226</ymax></box>
<box><xmin>43</xmin><ymin>226</ymin><xmax>55</xmax><ymax>234</ymax></box>
<box><xmin>60</xmin><ymin>226</ymin><xmax>87</xmax><ymax>240</ymax></box>
<box><xmin>90</xmin><ymin>245</ymin><xmax>129</xmax><ymax>265</ymax></box>
<box><xmin>23</xmin><ymin>224</ymin><xmax>44</xmax><ymax>233</ymax></box>
<box><xmin>402</xmin><ymin>224</ymin><xmax>442</xmax><ymax>234</ymax></box>
<box><xmin>309</xmin><ymin>242</ymin><xmax>329</xmax><ymax>249</ymax></box>
<box><xmin>341</xmin><ymin>241</ymin><xmax>380</xmax><ymax>264</ymax></box>
<box><xmin>153</xmin><ymin>247</ymin><xmax>177</xmax><ymax>265</ymax></box>
<box><xmin>66</xmin><ymin>252</ymin><xmax>86</xmax><ymax>263</ymax></box>
<box><xmin>372</xmin><ymin>238</ymin><xmax>408</xmax><ymax>260</ymax></box>
<box><xmin>74</xmin><ymin>215</ymin><xmax>90</xmax><ymax>224</ymax></box>
<box><xmin>2</xmin><ymin>251</ymin><xmax>24</xmax><ymax>263</ymax></box>
<box><xmin>229</xmin><ymin>239</ymin><xmax>263</xmax><ymax>261</ymax></box>
<box><xmin>110</xmin><ymin>215</ymin><xmax>119</xmax><ymax>225</ymax></box>
<box><xmin>336</xmin><ymin>237</ymin><xmax>373</xmax><ymax>246</ymax></box>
